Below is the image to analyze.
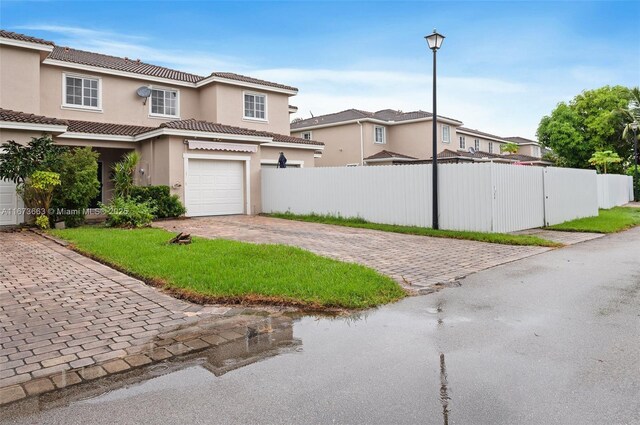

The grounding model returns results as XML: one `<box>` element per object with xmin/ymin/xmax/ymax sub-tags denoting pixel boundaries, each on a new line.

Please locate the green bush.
<box><xmin>35</xmin><ymin>215</ymin><xmax>50</xmax><ymax>230</ymax></box>
<box><xmin>99</xmin><ymin>197</ymin><xmax>155</xmax><ymax>228</ymax></box>
<box><xmin>51</xmin><ymin>147</ymin><xmax>100</xmax><ymax>227</ymax></box>
<box><xmin>130</xmin><ymin>185</ymin><xmax>185</xmax><ymax>218</ymax></box>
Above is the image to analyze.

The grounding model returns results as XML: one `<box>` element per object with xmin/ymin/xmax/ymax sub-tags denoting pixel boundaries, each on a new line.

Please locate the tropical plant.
<box><xmin>100</xmin><ymin>197</ymin><xmax>155</xmax><ymax>228</ymax></box>
<box><xmin>501</xmin><ymin>142</ymin><xmax>519</xmax><ymax>154</ymax></box>
<box><xmin>588</xmin><ymin>150</ymin><xmax>622</xmax><ymax>174</ymax></box>
<box><xmin>0</xmin><ymin>136</ymin><xmax>62</xmax><ymax>186</ymax></box>
<box><xmin>112</xmin><ymin>151</ymin><xmax>140</xmax><ymax>199</ymax></box>
<box><xmin>20</xmin><ymin>171</ymin><xmax>61</xmax><ymax>228</ymax></box>
<box><xmin>619</xmin><ymin>86</ymin><xmax>640</xmax><ymax>143</ymax></box>
<box><xmin>50</xmin><ymin>147</ymin><xmax>100</xmax><ymax>227</ymax></box>
<box><xmin>130</xmin><ymin>185</ymin><xmax>185</xmax><ymax>218</ymax></box>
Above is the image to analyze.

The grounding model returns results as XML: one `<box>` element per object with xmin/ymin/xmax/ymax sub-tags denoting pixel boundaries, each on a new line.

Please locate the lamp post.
<box><xmin>425</xmin><ymin>29</ymin><xmax>445</xmax><ymax>229</ymax></box>
<box><xmin>632</xmin><ymin>121</ymin><xmax>638</xmax><ymax>201</ymax></box>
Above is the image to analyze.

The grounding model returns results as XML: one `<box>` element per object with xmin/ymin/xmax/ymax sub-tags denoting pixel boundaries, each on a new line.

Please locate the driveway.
<box><xmin>156</xmin><ymin>216</ymin><xmax>551</xmax><ymax>292</ymax></box>
<box><xmin>0</xmin><ymin>231</ymin><xmax>271</xmax><ymax>405</ymax></box>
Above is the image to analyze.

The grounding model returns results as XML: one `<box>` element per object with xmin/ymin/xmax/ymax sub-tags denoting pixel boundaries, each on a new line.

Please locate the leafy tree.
<box><xmin>537</xmin><ymin>85</ymin><xmax>631</xmax><ymax>169</ymax></box>
<box><xmin>51</xmin><ymin>147</ymin><xmax>100</xmax><ymax>227</ymax></box>
<box><xmin>20</xmin><ymin>171</ymin><xmax>61</xmax><ymax>228</ymax></box>
<box><xmin>112</xmin><ymin>151</ymin><xmax>140</xmax><ymax>199</ymax></box>
<box><xmin>0</xmin><ymin>136</ymin><xmax>62</xmax><ymax>185</ymax></box>
<box><xmin>588</xmin><ymin>150</ymin><xmax>622</xmax><ymax>174</ymax></box>
<box><xmin>500</xmin><ymin>142</ymin><xmax>519</xmax><ymax>154</ymax></box>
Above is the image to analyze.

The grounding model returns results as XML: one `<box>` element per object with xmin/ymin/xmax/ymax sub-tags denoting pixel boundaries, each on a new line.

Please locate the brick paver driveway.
<box><xmin>156</xmin><ymin>216</ymin><xmax>551</xmax><ymax>292</ymax></box>
<box><xmin>0</xmin><ymin>231</ymin><xmax>266</xmax><ymax>404</ymax></box>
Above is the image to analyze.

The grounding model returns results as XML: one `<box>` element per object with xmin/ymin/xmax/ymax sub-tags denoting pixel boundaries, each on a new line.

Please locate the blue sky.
<box><xmin>1</xmin><ymin>0</ymin><xmax>638</xmax><ymax>138</ymax></box>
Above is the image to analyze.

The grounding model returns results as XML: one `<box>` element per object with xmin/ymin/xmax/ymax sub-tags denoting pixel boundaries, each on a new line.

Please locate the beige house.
<box><xmin>0</xmin><ymin>30</ymin><xmax>323</xmax><ymax>225</ymax></box>
<box><xmin>291</xmin><ymin>109</ymin><xmax>545</xmax><ymax>167</ymax></box>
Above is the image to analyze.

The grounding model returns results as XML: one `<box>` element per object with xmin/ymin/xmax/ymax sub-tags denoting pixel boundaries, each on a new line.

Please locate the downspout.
<box><xmin>357</xmin><ymin>120</ymin><xmax>364</xmax><ymax>165</ymax></box>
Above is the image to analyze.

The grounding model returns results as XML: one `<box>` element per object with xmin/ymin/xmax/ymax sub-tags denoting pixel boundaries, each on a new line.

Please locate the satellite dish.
<box><xmin>136</xmin><ymin>86</ymin><xmax>151</xmax><ymax>105</ymax></box>
<box><xmin>468</xmin><ymin>147</ymin><xmax>476</xmax><ymax>154</ymax></box>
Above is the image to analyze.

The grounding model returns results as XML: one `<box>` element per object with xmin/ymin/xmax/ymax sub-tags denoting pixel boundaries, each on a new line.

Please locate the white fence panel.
<box><xmin>543</xmin><ymin>167</ymin><xmax>598</xmax><ymax>226</ymax></box>
<box><xmin>597</xmin><ymin>174</ymin><xmax>633</xmax><ymax>209</ymax></box>
<box><xmin>439</xmin><ymin>163</ymin><xmax>493</xmax><ymax>232</ymax></box>
<box><xmin>492</xmin><ymin>164</ymin><xmax>545</xmax><ymax>233</ymax></box>
<box><xmin>261</xmin><ymin>165</ymin><xmax>432</xmax><ymax>227</ymax></box>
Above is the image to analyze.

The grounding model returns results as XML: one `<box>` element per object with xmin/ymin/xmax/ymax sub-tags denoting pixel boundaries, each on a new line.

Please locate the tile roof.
<box><xmin>0</xmin><ymin>108</ymin><xmax>67</xmax><ymax>126</ymax></box>
<box><xmin>46</xmin><ymin>46</ymin><xmax>297</xmax><ymax>90</ymax></box>
<box><xmin>505</xmin><ymin>136</ymin><xmax>539</xmax><ymax>145</ymax></box>
<box><xmin>291</xmin><ymin>108</ymin><xmax>460</xmax><ymax>129</ymax></box>
<box><xmin>437</xmin><ymin>149</ymin><xmax>547</xmax><ymax>163</ymax></box>
<box><xmin>67</xmin><ymin>120</ymin><xmax>155</xmax><ymax>136</ymax></box>
<box><xmin>49</xmin><ymin>46</ymin><xmax>203</xmax><ymax>83</ymax></box>
<box><xmin>208</xmin><ymin>72</ymin><xmax>297</xmax><ymax>92</ymax></box>
<box><xmin>364</xmin><ymin>150</ymin><xmax>417</xmax><ymax>161</ymax></box>
<box><xmin>0</xmin><ymin>30</ymin><xmax>54</xmax><ymax>46</ymax></box>
<box><xmin>457</xmin><ymin>127</ymin><xmax>507</xmax><ymax>141</ymax></box>
<box><xmin>160</xmin><ymin>119</ymin><xmax>323</xmax><ymax>145</ymax></box>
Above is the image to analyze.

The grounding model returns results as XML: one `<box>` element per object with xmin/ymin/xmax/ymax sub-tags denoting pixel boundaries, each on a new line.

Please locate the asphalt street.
<box><xmin>2</xmin><ymin>227</ymin><xmax>639</xmax><ymax>425</ymax></box>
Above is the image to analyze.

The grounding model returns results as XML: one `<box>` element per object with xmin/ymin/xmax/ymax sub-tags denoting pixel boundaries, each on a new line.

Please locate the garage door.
<box><xmin>185</xmin><ymin>159</ymin><xmax>245</xmax><ymax>216</ymax></box>
<box><xmin>0</xmin><ymin>179</ymin><xmax>19</xmax><ymax>226</ymax></box>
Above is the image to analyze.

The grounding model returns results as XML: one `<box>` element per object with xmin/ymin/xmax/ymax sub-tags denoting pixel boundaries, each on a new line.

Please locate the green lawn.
<box><xmin>50</xmin><ymin>227</ymin><xmax>405</xmax><ymax>310</ymax></box>
<box><xmin>547</xmin><ymin>207</ymin><xmax>640</xmax><ymax>233</ymax></box>
<box><xmin>265</xmin><ymin>213</ymin><xmax>562</xmax><ymax>248</ymax></box>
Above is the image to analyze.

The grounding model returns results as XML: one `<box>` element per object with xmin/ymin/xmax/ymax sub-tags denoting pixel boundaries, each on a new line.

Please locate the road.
<box><xmin>2</xmin><ymin>227</ymin><xmax>639</xmax><ymax>425</ymax></box>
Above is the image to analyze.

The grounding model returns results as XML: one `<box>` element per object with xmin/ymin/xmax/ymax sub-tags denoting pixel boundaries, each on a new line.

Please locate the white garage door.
<box><xmin>186</xmin><ymin>159</ymin><xmax>245</xmax><ymax>216</ymax></box>
<box><xmin>0</xmin><ymin>179</ymin><xmax>19</xmax><ymax>226</ymax></box>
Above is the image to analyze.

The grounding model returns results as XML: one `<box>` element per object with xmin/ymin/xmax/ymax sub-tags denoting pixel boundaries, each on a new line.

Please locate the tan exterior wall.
<box><xmin>211</xmin><ymin>84</ymin><xmax>291</xmax><ymax>135</ymax></box>
<box><xmin>517</xmin><ymin>144</ymin><xmax>541</xmax><ymax>158</ymax></box>
<box><xmin>0</xmin><ymin>46</ymin><xmax>41</xmax><ymax>113</ymax></box>
<box><xmin>293</xmin><ymin>123</ymin><xmax>363</xmax><ymax>167</ymax></box>
<box><xmin>0</xmin><ymin>129</ymin><xmax>43</xmax><ymax>146</ymax></box>
<box><xmin>388</xmin><ymin>121</ymin><xmax>431</xmax><ymax>159</ymax></box>
<box><xmin>39</xmin><ymin>66</ymin><xmax>201</xmax><ymax>126</ymax></box>
<box><xmin>455</xmin><ymin>132</ymin><xmax>507</xmax><ymax>154</ymax></box>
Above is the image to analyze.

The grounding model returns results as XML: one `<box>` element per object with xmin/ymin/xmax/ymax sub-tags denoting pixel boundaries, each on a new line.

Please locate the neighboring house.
<box><xmin>291</xmin><ymin>109</ymin><xmax>545</xmax><ymax>167</ymax></box>
<box><xmin>0</xmin><ymin>30</ymin><xmax>323</xmax><ymax>224</ymax></box>
<box><xmin>432</xmin><ymin>149</ymin><xmax>551</xmax><ymax>166</ymax></box>
<box><xmin>504</xmin><ymin>136</ymin><xmax>543</xmax><ymax>158</ymax></box>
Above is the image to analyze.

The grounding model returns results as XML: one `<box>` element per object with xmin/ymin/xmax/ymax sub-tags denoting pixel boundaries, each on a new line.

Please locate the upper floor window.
<box><xmin>489</xmin><ymin>142</ymin><xmax>494</xmax><ymax>153</ymax></box>
<box><xmin>301</xmin><ymin>131</ymin><xmax>312</xmax><ymax>140</ymax></box>
<box><xmin>150</xmin><ymin>88</ymin><xmax>178</xmax><ymax>117</ymax></box>
<box><xmin>374</xmin><ymin>126</ymin><xmax>386</xmax><ymax>144</ymax></box>
<box><xmin>474</xmin><ymin>138</ymin><xmax>480</xmax><ymax>150</ymax></box>
<box><xmin>442</xmin><ymin>125</ymin><xmax>450</xmax><ymax>143</ymax></box>
<box><xmin>63</xmin><ymin>74</ymin><xmax>100</xmax><ymax>110</ymax></box>
<box><xmin>459</xmin><ymin>135</ymin><xmax>465</xmax><ymax>149</ymax></box>
<box><xmin>244</xmin><ymin>92</ymin><xmax>266</xmax><ymax>120</ymax></box>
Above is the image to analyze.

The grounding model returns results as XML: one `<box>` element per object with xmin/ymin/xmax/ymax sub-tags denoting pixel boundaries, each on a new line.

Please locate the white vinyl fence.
<box><xmin>262</xmin><ymin>163</ymin><xmax>626</xmax><ymax>233</ymax></box>
<box><xmin>597</xmin><ymin>174</ymin><xmax>634</xmax><ymax>209</ymax></box>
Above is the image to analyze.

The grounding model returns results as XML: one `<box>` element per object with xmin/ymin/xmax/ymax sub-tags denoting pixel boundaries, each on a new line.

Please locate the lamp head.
<box><xmin>425</xmin><ymin>29</ymin><xmax>445</xmax><ymax>51</ymax></box>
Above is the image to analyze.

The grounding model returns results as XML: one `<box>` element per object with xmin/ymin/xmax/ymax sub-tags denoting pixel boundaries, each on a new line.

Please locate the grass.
<box><xmin>50</xmin><ymin>226</ymin><xmax>406</xmax><ymax>310</ymax></box>
<box><xmin>547</xmin><ymin>207</ymin><xmax>640</xmax><ymax>233</ymax></box>
<box><xmin>265</xmin><ymin>213</ymin><xmax>562</xmax><ymax>247</ymax></box>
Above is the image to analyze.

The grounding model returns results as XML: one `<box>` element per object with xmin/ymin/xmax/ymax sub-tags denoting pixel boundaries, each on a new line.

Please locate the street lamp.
<box><xmin>632</xmin><ymin>121</ymin><xmax>638</xmax><ymax>200</ymax></box>
<box><xmin>425</xmin><ymin>29</ymin><xmax>445</xmax><ymax>229</ymax></box>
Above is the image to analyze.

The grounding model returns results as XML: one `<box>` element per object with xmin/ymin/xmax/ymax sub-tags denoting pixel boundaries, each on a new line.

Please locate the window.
<box><xmin>474</xmin><ymin>139</ymin><xmax>480</xmax><ymax>150</ymax></box>
<box><xmin>301</xmin><ymin>132</ymin><xmax>312</xmax><ymax>140</ymax></box>
<box><xmin>150</xmin><ymin>88</ymin><xmax>178</xmax><ymax>117</ymax></box>
<box><xmin>442</xmin><ymin>125</ymin><xmax>450</xmax><ymax>143</ymax></box>
<box><xmin>64</xmin><ymin>74</ymin><xmax>100</xmax><ymax>109</ymax></box>
<box><xmin>374</xmin><ymin>126</ymin><xmax>386</xmax><ymax>144</ymax></box>
<box><xmin>244</xmin><ymin>92</ymin><xmax>266</xmax><ymax>120</ymax></box>
<box><xmin>489</xmin><ymin>142</ymin><xmax>494</xmax><ymax>153</ymax></box>
<box><xmin>459</xmin><ymin>135</ymin><xmax>465</xmax><ymax>149</ymax></box>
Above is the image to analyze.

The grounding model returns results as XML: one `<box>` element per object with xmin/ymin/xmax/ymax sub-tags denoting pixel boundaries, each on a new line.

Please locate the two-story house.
<box><xmin>0</xmin><ymin>30</ymin><xmax>323</xmax><ymax>225</ymax></box>
<box><xmin>290</xmin><ymin>108</ymin><xmax>545</xmax><ymax>167</ymax></box>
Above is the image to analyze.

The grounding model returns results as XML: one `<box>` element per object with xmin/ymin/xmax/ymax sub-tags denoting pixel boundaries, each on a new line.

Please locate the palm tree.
<box><xmin>500</xmin><ymin>142</ymin><xmax>519</xmax><ymax>154</ymax></box>
<box><xmin>620</xmin><ymin>87</ymin><xmax>640</xmax><ymax>142</ymax></box>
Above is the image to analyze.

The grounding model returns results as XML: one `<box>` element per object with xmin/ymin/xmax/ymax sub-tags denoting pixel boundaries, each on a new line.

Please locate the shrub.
<box><xmin>130</xmin><ymin>185</ymin><xmax>185</xmax><ymax>218</ymax></box>
<box><xmin>99</xmin><ymin>197</ymin><xmax>155</xmax><ymax>228</ymax></box>
<box><xmin>112</xmin><ymin>152</ymin><xmax>140</xmax><ymax>199</ymax></box>
<box><xmin>35</xmin><ymin>215</ymin><xmax>50</xmax><ymax>229</ymax></box>
<box><xmin>51</xmin><ymin>147</ymin><xmax>100</xmax><ymax>227</ymax></box>
<box><xmin>19</xmin><ymin>171</ymin><xmax>61</xmax><ymax>224</ymax></box>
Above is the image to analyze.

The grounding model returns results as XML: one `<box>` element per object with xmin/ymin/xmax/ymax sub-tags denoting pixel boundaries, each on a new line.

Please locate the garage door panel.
<box><xmin>0</xmin><ymin>179</ymin><xmax>18</xmax><ymax>225</ymax></box>
<box><xmin>186</xmin><ymin>159</ymin><xmax>245</xmax><ymax>216</ymax></box>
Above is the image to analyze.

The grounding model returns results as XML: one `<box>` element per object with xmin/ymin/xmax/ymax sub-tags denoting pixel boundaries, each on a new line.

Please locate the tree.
<box><xmin>500</xmin><ymin>142</ymin><xmax>519</xmax><ymax>154</ymax></box>
<box><xmin>20</xmin><ymin>171</ymin><xmax>61</xmax><ymax>228</ymax></box>
<box><xmin>0</xmin><ymin>136</ymin><xmax>62</xmax><ymax>185</ymax></box>
<box><xmin>619</xmin><ymin>87</ymin><xmax>640</xmax><ymax>142</ymax></box>
<box><xmin>588</xmin><ymin>150</ymin><xmax>622</xmax><ymax>174</ymax></box>
<box><xmin>51</xmin><ymin>147</ymin><xmax>100</xmax><ymax>227</ymax></box>
<box><xmin>537</xmin><ymin>86</ymin><xmax>631</xmax><ymax>169</ymax></box>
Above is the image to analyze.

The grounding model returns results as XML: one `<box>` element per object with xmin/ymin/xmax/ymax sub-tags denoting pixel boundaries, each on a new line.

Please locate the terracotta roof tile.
<box><xmin>0</xmin><ymin>108</ymin><xmax>67</xmax><ymax>126</ymax></box>
<box><xmin>0</xmin><ymin>30</ymin><xmax>55</xmax><ymax>46</ymax></box>
<box><xmin>67</xmin><ymin>120</ymin><xmax>155</xmax><ymax>136</ymax></box>
<box><xmin>291</xmin><ymin>108</ymin><xmax>461</xmax><ymax>129</ymax></box>
<box><xmin>364</xmin><ymin>150</ymin><xmax>417</xmax><ymax>161</ymax></box>
<box><xmin>208</xmin><ymin>72</ymin><xmax>297</xmax><ymax>92</ymax></box>
<box><xmin>504</xmin><ymin>136</ymin><xmax>539</xmax><ymax>145</ymax></box>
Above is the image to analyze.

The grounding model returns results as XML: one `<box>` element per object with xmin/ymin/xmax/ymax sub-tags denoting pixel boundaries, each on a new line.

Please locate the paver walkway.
<box><xmin>511</xmin><ymin>228</ymin><xmax>604</xmax><ymax>245</ymax></box>
<box><xmin>156</xmin><ymin>216</ymin><xmax>551</xmax><ymax>292</ymax></box>
<box><xmin>0</xmin><ymin>231</ymin><xmax>270</xmax><ymax>405</ymax></box>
